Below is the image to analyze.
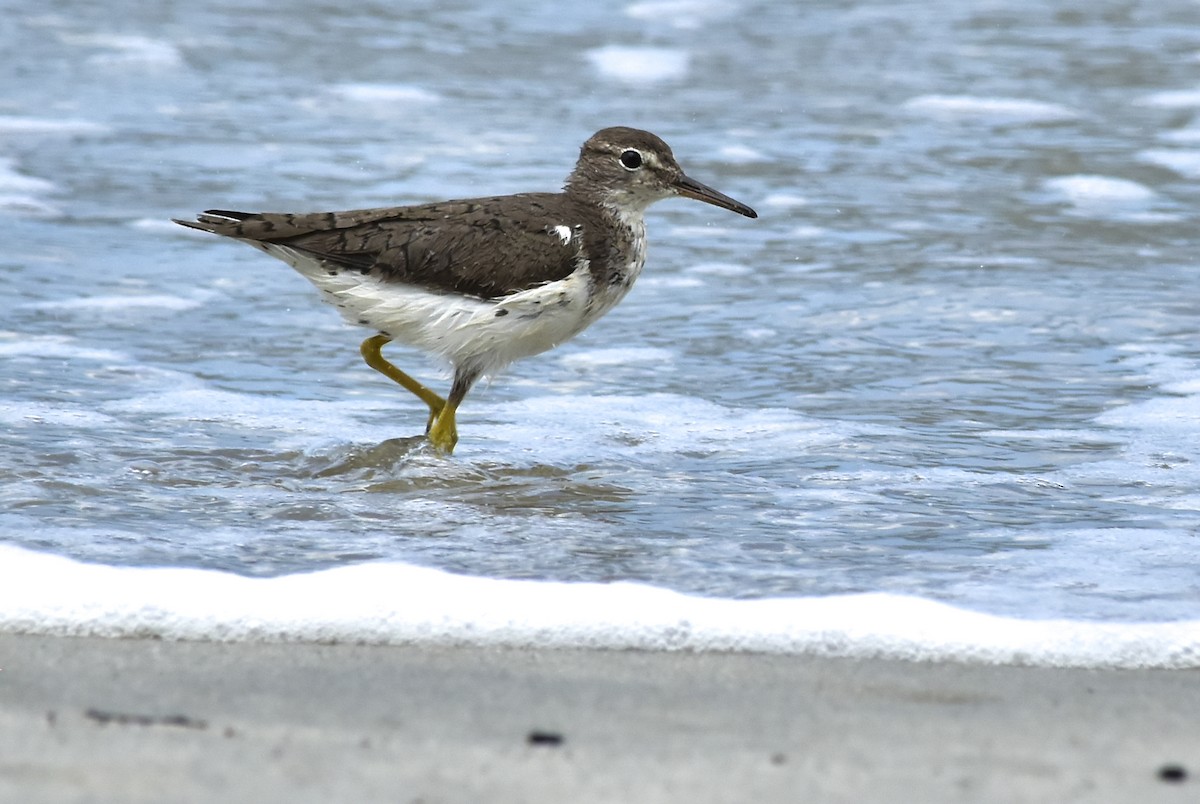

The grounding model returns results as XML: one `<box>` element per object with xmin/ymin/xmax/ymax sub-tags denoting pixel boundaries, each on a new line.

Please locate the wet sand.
<box><xmin>0</xmin><ymin>632</ymin><xmax>1195</xmax><ymax>802</ymax></box>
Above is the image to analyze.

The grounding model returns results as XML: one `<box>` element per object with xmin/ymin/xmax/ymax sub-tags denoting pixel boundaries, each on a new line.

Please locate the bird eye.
<box><xmin>619</xmin><ymin>149</ymin><xmax>643</xmax><ymax>170</ymax></box>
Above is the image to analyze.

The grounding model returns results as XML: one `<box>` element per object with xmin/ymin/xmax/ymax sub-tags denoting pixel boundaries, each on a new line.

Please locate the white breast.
<box><xmin>256</xmin><ymin>206</ymin><xmax>648</xmax><ymax>379</ymax></box>
<box><xmin>262</xmin><ymin>243</ymin><xmax>600</xmax><ymax>377</ymax></box>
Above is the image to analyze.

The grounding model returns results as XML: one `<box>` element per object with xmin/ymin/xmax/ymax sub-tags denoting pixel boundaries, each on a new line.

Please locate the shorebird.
<box><xmin>174</xmin><ymin>126</ymin><xmax>757</xmax><ymax>454</ymax></box>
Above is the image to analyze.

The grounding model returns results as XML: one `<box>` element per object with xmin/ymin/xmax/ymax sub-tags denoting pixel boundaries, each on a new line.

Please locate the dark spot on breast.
<box><xmin>495</xmin><ymin>309</ymin><xmax>509</xmax><ymax>317</ymax></box>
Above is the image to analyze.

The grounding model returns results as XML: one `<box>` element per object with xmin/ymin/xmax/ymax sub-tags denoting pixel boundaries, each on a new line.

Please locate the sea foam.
<box><xmin>624</xmin><ymin>0</ymin><xmax>737</xmax><ymax>30</ymax></box>
<box><xmin>586</xmin><ymin>46</ymin><xmax>689</xmax><ymax>83</ymax></box>
<box><xmin>1137</xmin><ymin>149</ymin><xmax>1200</xmax><ymax>179</ymax></box>
<box><xmin>324</xmin><ymin>83</ymin><xmax>440</xmax><ymax>104</ymax></box>
<box><xmin>0</xmin><ymin>157</ymin><xmax>59</xmax><ymax>216</ymax></box>
<box><xmin>64</xmin><ymin>34</ymin><xmax>184</xmax><ymax>68</ymax></box>
<box><xmin>0</xmin><ymin>545</ymin><xmax>1195</xmax><ymax>669</ymax></box>
<box><xmin>1136</xmin><ymin>88</ymin><xmax>1200</xmax><ymax>109</ymax></box>
<box><xmin>0</xmin><ymin>116</ymin><xmax>110</xmax><ymax>136</ymax></box>
<box><xmin>902</xmin><ymin>95</ymin><xmax>1079</xmax><ymax>124</ymax></box>
<box><xmin>1039</xmin><ymin>175</ymin><xmax>1167</xmax><ymax>221</ymax></box>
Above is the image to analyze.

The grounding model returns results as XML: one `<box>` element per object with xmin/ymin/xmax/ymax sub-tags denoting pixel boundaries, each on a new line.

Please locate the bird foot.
<box><xmin>426</xmin><ymin>409</ymin><xmax>459</xmax><ymax>455</ymax></box>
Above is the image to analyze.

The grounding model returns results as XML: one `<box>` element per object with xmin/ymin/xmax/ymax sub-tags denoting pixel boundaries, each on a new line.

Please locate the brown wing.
<box><xmin>175</xmin><ymin>193</ymin><xmax>582</xmax><ymax>300</ymax></box>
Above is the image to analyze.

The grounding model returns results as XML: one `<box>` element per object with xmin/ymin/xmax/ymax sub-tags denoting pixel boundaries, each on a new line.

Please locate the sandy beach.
<box><xmin>0</xmin><ymin>633</ymin><xmax>1195</xmax><ymax>803</ymax></box>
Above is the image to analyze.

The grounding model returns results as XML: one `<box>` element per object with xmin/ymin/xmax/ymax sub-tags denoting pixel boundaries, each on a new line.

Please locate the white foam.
<box><xmin>0</xmin><ymin>116</ymin><xmax>110</xmax><ymax>136</ymax></box>
<box><xmin>717</xmin><ymin>144</ymin><xmax>769</xmax><ymax>164</ymax></box>
<box><xmin>664</xmin><ymin>224</ymin><xmax>740</xmax><ymax>239</ymax></box>
<box><xmin>0</xmin><ymin>402</ymin><xmax>119</xmax><ymax>430</ymax></box>
<box><xmin>559</xmin><ymin>346</ymin><xmax>676</xmax><ymax>367</ymax></box>
<box><xmin>1039</xmin><ymin>175</ymin><xmax>1166</xmax><ymax>221</ymax></box>
<box><xmin>789</xmin><ymin>224</ymin><xmax>828</xmax><ymax>239</ymax></box>
<box><xmin>1042</xmin><ymin>175</ymin><xmax>1155</xmax><ymax>204</ymax></box>
<box><xmin>324</xmin><ymin>83</ymin><xmax>440</xmax><ymax>104</ymax></box>
<box><xmin>1135</xmin><ymin>88</ymin><xmax>1200</xmax><ymax>108</ymax></box>
<box><xmin>761</xmin><ymin>193</ymin><xmax>808</xmax><ymax>209</ymax></box>
<box><xmin>1137</xmin><ymin>148</ymin><xmax>1200</xmax><ymax>178</ymax></box>
<box><xmin>61</xmin><ymin>33</ymin><xmax>183</xmax><ymax>68</ymax></box>
<box><xmin>107</xmin><ymin>386</ymin><xmax>357</xmax><ymax>428</ymax></box>
<box><xmin>902</xmin><ymin>94</ymin><xmax>1079</xmax><ymax>123</ymax></box>
<box><xmin>1160</xmin><ymin>122</ymin><xmax>1200</xmax><ymax>145</ymax></box>
<box><xmin>1096</xmin><ymin>389</ymin><xmax>1200</xmax><ymax>431</ymax></box>
<box><xmin>1057</xmin><ymin>346</ymin><xmax>1200</xmax><ymax>510</ymax></box>
<box><xmin>684</xmin><ymin>261</ymin><xmax>753</xmax><ymax>276</ymax></box>
<box><xmin>0</xmin><ymin>334</ymin><xmax>127</xmax><ymax>362</ymax></box>
<box><xmin>131</xmin><ymin>217</ymin><xmax>189</xmax><ymax>233</ymax></box>
<box><xmin>0</xmin><ymin>158</ymin><xmax>58</xmax><ymax>216</ymax></box>
<box><xmin>0</xmin><ymin>158</ymin><xmax>55</xmax><ymax>194</ymax></box>
<box><xmin>624</xmin><ymin>0</ymin><xmax>737</xmax><ymax>30</ymax></box>
<box><xmin>100</xmin><ymin>384</ymin><xmax>412</xmax><ymax>452</ymax></box>
<box><xmin>637</xmin><ymin>274</ymin><xmax>706</xmax><ymax>289</ymax></box>
<box><xmin>483</xmin><ymin>393</ymin><xmax>858</xmax><ymax>459</ymax></box>
<box><xmin>24</xmin><ymin>293</ymin><xmax>208</xmax><ymax>313</ymax></box>
<box><xmin>0</xmin><ymin>545</ymin><xmax>1194</xmax><ymax>668</ymax></box>
<box><xmin>0</xmin><ymin>195</ymin><xmax>61</xmax><ymax>217</ymax></box>
<box><xmin>586</xmin><ymin>46</ymin><xmax>690</xmax><ymax>83</ymax></box>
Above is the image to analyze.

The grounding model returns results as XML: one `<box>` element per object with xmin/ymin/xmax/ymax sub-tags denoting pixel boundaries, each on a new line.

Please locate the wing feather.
<box><xmin>176</xmin><ymin>194</ymin><xmax>582</xmax><ymax>300</ymax></box>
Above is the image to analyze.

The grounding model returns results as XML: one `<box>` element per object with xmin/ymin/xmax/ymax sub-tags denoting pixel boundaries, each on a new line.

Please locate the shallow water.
<box><xmin>4</xmin><ymin>0</ymin><xmax>1200</xmax><ymax>624</ymax></box>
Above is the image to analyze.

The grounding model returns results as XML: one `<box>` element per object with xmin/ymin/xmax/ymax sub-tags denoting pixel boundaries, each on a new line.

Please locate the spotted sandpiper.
<box><xmin>174</xmin><ymin>126</ymin><xmax>757</xmax><ymax>454</ymax></box>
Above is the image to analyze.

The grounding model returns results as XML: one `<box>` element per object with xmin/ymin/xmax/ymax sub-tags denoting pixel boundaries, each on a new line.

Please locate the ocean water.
<box><xmin>4</xmin><ymin>0</ymin><xmax>1200</xmax><ymax>665</ymax></box>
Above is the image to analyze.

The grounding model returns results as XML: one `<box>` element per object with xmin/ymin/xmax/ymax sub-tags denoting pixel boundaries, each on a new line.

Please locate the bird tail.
<box><xmin>171</xmin><ymin>209</ymin><xmax>253</xmax><ymax>236</ymax></box>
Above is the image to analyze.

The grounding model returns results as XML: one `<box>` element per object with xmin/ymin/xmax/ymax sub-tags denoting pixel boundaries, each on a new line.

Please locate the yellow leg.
<box><xmin>426</xmin><ymin>398</ymin><xmax>461</xmax><ymax>454</ymax></box>
<box><xmin>359</xmin><ymin>335</ymin><xmax>445</xmax><ymax>429</ymax></box>
<box><xmin>425</xmin><ymin>367</ymin><xmax>480</xmax><ymax>455</ymax></box>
